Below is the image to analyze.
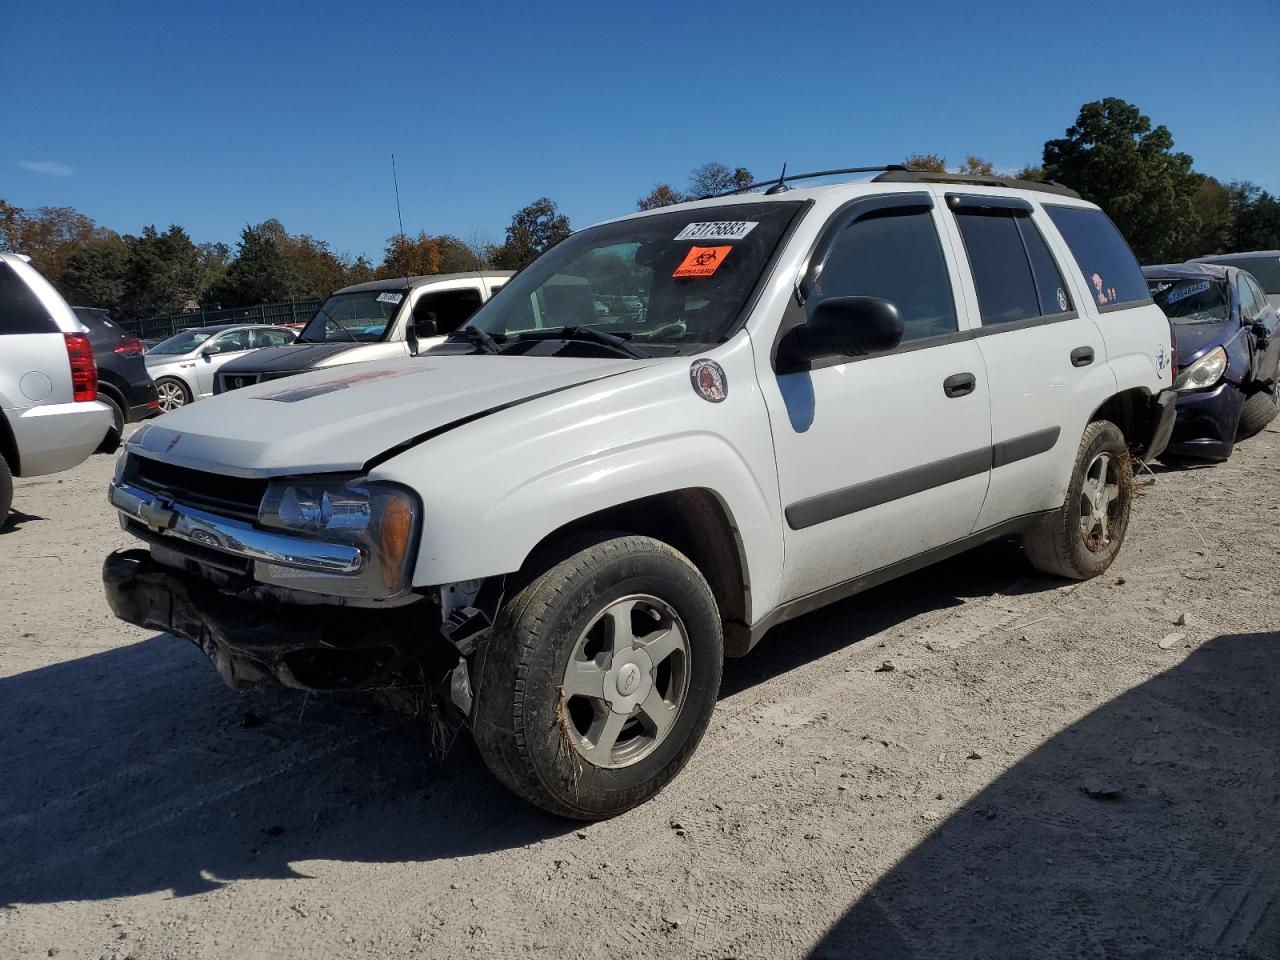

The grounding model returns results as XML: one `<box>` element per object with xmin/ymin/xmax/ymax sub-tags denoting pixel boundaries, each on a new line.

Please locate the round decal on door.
<box><xmin>1056</xmin><ymin>287</ymin><xmax>1069</xmax><ymax>312</ymax></box>
<box><xmin>690</xmin><ymin>359</ymin><xmax>727</xmax><ymax>403</ymax></box>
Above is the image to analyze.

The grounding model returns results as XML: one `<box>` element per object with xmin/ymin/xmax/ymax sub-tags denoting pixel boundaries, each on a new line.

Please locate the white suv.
<box><xmin>1</xmin><ymin>253</ymin><xmax>113</xmax><ymax>521</ymax></box>
<box><xmin>103</xmin><ymin>168</ymin><xmax>1175</xmax><ymax>818</ymax></box>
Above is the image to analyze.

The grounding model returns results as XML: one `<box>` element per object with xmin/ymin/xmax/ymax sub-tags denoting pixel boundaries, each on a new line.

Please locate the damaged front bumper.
<box><xmin>103</xmin><ymin>549</ymin><xmax>442</xmax><ymax>692</ymax></box>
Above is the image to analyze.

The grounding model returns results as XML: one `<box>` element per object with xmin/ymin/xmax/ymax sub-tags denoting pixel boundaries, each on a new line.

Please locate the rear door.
<box><xmin>939</xmin><ymin>194</ymin><xmax>1114</xmax><ymax>530</ymax></box>
<box><xmin>1241</xmin><ymin>273</ymin><xmax>1280</xmax><ymax>383</ymax></box>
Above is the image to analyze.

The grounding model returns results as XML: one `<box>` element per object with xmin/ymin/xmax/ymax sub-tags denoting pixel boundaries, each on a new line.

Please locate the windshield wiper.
<box><xmin>518</xmin><ymin>326</ymin><xmax>649</xmax><ymax>359</ymax></box>
<box><xmin>457</xmin><ymin>325</ymin><xmax>504</xmax><ymax>355</ymax></box>
<box><xmin>300</xmin><ymin>305</ymin><xmax>358</xmax><ymax>344</ymax></box>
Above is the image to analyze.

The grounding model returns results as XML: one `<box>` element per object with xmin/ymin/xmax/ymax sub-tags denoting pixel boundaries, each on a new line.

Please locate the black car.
<box><xmin>72</xmin><ymin>307</ymin><xmax>159</xmax><ymax>446</ymax></box>
<box><xmin>1143</xmin><ymin>264</ymin><xmax>1280</xmax><ymax>461</ymax></box>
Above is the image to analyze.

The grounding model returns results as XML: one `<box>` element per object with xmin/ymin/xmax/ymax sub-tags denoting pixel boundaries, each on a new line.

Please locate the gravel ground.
<box><xmin>2</xmin><ymin>425</ymin><xmax>1278</xmax><ymax>960</ymax></box>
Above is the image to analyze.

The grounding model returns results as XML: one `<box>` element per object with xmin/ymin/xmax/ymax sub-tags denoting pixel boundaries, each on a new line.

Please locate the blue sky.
<box><xmin>5</xmin><ymin>0</ymin><xmax>1278</xmax><ymax>262</ymax></box>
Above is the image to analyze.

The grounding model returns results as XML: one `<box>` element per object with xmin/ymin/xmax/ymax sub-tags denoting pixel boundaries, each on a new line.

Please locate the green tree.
<box><xmin>59</xmin><ymin>239</ymin><xmax>130</xmax><ymax>310</ymax></box>
<box><xmin>637</xmin><ymin>184</ymin><xmax>686</xmax><ymax>210</ymax></box>
<box><xmin>492</xmin><ymin>198</ymin><xmax>571</xmax><ymax>270</ymax></box>
<box><xmin>957</xmin><ymin>156</ymin><xmax>995</xmax><ymax>176</ymax></box>
<box><xmin>1043</xmin><ymin>98</ymin><xmax>1201</xmax><ymax>263</ymax></box>
<box><xmin>435</xmin><ymin>234</ymin><xmax>485</xmax><ymax>272</ymax></box>
<box><xmin>203</xmin><ymin>223</ymin><xmax>291</xmax><ymax>308</ymax></box>
<box><xmin>1234</xmin><ymin>189</ymin><xmax>1280</xmax><ymax>251</ymax></box>
<box><xmin>117</xmin><ymin>225</ymin><xmax>203</xmax><ymax>320</ymax></box>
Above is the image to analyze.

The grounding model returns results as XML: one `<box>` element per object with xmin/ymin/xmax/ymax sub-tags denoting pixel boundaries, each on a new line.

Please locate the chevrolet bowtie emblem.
<box><xmin>137</xmin><ymin>497</ymin><xmax>176</xmax><ymax>532</ymax></box>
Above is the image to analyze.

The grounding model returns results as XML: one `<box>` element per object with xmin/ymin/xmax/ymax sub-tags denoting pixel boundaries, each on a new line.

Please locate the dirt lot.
<box><xmin>2</xmin><ymin>425</ymin><xmax>1278</xmax><ymax>960</ymax></box>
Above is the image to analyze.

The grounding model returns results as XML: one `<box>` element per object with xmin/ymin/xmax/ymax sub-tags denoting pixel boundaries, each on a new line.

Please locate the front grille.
<box><xmin>219</xmin><ymin>372</ymin><xmax>259</xmax><ymax>392</ymax></box>
<box><xmin>125</xmin><ymin>455</ymin><xmax>267</xmax><ymax>523</ymax></box>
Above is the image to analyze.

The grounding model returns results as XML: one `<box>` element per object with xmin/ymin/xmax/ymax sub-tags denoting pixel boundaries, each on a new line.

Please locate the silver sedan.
<box><xmin>144</xmin><ymin>324</ymin><xmax>296</xmax><ymax>412</ymax></box>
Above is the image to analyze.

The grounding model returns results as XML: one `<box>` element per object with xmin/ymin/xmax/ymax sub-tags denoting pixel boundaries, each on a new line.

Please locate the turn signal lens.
<box><xmin>379</xmin><ymin>494</ymin><xmax>415</xmax><ymax>591</ymax></box>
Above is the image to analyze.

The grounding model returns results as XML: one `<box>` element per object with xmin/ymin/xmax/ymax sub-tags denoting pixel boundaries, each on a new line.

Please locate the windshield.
<box><xmin>1150</xmin><ymin>278</ymin><xmax>1229</xmax><ymax>325</ymax></box>
<box><xmin>298</xmin><ymin>290</ymin><xmax>406</xmax><ymax>343</ymax></box>
<box><xmin>463</xmin><ymin>201</ymin><xmax>803</xmax><ymax>351</ymax></box>
<box><xmin>147</xmin><ymin>328</ymin><xmax>217</xmax><ymax>355</ymax></box>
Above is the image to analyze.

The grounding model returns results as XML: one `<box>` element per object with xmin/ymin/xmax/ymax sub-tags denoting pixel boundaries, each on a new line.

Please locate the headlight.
<box><xmin>257</xmin><ymin>475</ymin><xmax>421</xmax><ymax>598</ymax></box>
<box><xmin>1172</xmin><ymin>346</ymin><xmax>1227</xmax><ymax>392</ymax></box>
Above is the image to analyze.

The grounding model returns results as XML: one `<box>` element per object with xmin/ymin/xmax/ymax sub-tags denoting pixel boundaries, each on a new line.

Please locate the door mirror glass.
<box><xmin>782</xmin><ymin>296</ymin><xmax>904</xmax><ymax>364</ymax></box>
<box><xmin>200</xmin><ymin>344</ymin><xmax>220</xmax><ymax>358</ymax></box>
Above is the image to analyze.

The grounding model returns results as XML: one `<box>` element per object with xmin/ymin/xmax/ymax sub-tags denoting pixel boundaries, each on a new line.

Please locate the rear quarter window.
<box><xmin>1044</xmin><ymin>206</ymin><xmax>1150</xmax><ymax>310</ymax></box>
<box><xmin>0</xmin><ymin>263</ymin><xmax>58</xmax><ymax>334</ymax></box>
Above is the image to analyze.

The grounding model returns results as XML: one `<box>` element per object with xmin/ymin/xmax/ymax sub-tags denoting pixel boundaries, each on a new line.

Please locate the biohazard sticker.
<box><xmin>674</xmin><ymin>221</ymin><xmax>758</xmax><ymax>242</ymax></box>
<box><xmin>690</xmin><ymin>358</ymin><xmax>727</xmax><ymax>403</ymax></box>
<box><xmin>673</xmin><ymin>246</ymin><xmax>732</xmax><ymax>278</ymax></box>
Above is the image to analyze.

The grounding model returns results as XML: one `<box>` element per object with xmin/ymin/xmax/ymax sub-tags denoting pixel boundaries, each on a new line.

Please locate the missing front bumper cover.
<box><xmin>102</xmin><ymin>549</ymin><xmax>435</xmax><ymax>692</ymax></box>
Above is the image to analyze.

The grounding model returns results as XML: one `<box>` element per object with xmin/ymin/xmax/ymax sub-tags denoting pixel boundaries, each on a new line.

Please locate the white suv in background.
<box><xmin>0</xmin><ymin>253</ymin><xmax>112</xmax><ymax>521</ymax></box>
<box><xmin>104</xmin><ymin>168</ymin><xmax>1175</xmax><ymax>819</ymax></box>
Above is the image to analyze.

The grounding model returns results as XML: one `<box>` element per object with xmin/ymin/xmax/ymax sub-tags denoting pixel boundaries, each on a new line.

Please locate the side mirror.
<box><xmin>200</xmin><ymin>344</ymin><xmax>220</xmax><ymax>359</ymax></box>
<box><xmin>404</xmin><ymin>322</ymin><xmax>420</xmax><ymax>357</ymax></box>
<box><xmin>781</xmin><ymin>296</ymin><xmax>904</xmax><ymax>365</ymax></box>
<box><xmin>1250</xmin><ymin>320</ymin><xmax>1269</xmax><ymax>346</ymax></box>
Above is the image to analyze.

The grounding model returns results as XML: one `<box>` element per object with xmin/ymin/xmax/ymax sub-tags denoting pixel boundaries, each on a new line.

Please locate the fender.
<box><xmin>371</xmin><ymin>335</ymin><xmax>786</xmax><ymax>619</ymax></box>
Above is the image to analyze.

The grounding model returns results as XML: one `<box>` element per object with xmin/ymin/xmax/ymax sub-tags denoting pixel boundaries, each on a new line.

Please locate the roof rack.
<box><xmin>871</xmin><ymin>169</ymin><xmax>1081</xmax><ymax>199</ymax></box>
<box><xmin>701</xmin><ymin>164</ymin><xmax>912</xmax><ymax>199</ymax></box>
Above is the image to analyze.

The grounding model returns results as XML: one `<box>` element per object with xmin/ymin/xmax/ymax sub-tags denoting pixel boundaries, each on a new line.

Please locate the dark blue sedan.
<box><xmin>1143</xmin><ymin>263</ymin><xmax>1280</xmax><ymax>461</ymax></box>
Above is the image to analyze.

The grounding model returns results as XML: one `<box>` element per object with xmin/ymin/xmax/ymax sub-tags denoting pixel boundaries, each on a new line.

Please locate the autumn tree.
<box><xmin>492</xmin><ymin>198</ymin><xmax>571</xmax><ymax>270</ymax></box>
<box><xmin>379</xmin><ymin>232</ymin><xmax>442</xmax><ymax>278</ymax></box>
<box><xmin>1043</xmin><ymin>97</ymin><xmax>1200</xmax><ymax>263</ymax></box>
<box><xmin>637</xmin><ymin>184</ymin><xmax>686</xmax><ymax>210</ymax></box>
<box><xmin>435</xmin><ymin>234</ymin><xmax>486</xmax><ymax>272</ymax></box>
<box><xmin>904</xmin><ymin>153</ymin><xmax>947</xmax><ymax>173</ymax></box>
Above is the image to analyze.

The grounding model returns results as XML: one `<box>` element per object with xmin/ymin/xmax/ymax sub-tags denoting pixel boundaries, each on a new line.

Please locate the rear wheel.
<box><xmin>1023</xmin><ymin>420</ymin><xmax>1133</xmax><ymax>580</ymax></box>
<box><xmin>155</xmin><ymin>378</ymin><xmax>191</xmax><ymax>413</ymax></box>
<box><xmin>0</xmin><ymin>455</ymin><xmax>12</xmax><ymax>526</ymax></box>
<box><xmin>471</xmin><ymin>533</ymin><xmax>722</xmax><ymax>819</ymax></box>
<box><xmin>96</xmin><ymin>394</ymin><xmax>125</xmax><ymax>452</ymax></box>
<box><xmin>1236</xmin><ymin>387</ymin><xmax>1279</xmax><ymax>440</ymax></box>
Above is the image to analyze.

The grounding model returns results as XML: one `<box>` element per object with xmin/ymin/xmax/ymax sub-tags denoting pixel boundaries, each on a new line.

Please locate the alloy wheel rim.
<box><xmin>1078</xmin><ymin>451</ymin><xmax>1123</xmax><ymax>551</ymax></box>
<box><xmin>157</xmin><ymin>382</ymin><xmax>185</xmax><ymax>412</ymax></box>
<box><xmin>559</xmin><ymin>594</ymin><xmax>691</xmax><ymax>769</ymax></box>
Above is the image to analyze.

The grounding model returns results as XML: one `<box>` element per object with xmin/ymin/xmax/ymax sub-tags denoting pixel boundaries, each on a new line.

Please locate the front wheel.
<box><xmin>155</xmin><ymin>377</ymin><xmax>191</xmax><ymax>413</ymax></box>
<box><xmin>471</xmin><ymin>534</ymin><xmax>723</xmax><ymax>819</ymax></box>
<box><xmin>1236</xmin><ymin>386</ymin><xmax>1279</xmax><ymax>440</ymax></box>
<box><xmin>1023</xmin><ymin>420</ymin><xmax>1133</xmax><ymax>580</ymax></box>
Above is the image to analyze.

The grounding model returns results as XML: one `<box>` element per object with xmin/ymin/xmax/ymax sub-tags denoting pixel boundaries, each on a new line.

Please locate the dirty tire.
<box><xmin>1236</xmin><ymin>387</ymin><xmax>1279</xmax><ymax>441</ymax></box>
<box><xmin>0</xmin><ymin>454</ymin><xmax>11</xmax><ymax>525</ymax></box>
<box><xmin>1023</xmin><ymin>420</ymin><xmax>1132</xmax><ymax>580</ymax></box>
<box><xmin>471</xmin><ymin>533</ymin><xmax>722</xmax><ymax>819</ymax></box>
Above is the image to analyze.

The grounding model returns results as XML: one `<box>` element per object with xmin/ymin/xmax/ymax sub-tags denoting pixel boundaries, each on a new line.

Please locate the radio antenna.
<box><xmin>391</xmin><ymin>154</ymin><xmax>406</xmax><ymax>239</ymax></box>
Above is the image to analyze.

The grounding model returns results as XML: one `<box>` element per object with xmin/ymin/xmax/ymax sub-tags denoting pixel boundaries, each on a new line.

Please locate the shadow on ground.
<box><xmin>809</xmin><ymin>631</ymin><xmax>1280</xmax><ymax>959</ymax></box>
<box><xmin>1</xmin><ymin>540</ymin><xmax>1046</xmax><ymax>907</ymax></box>
<box><xmin>0</xmin><ymin>510</ymin><xmax>45</xmax><ymax>534</ymax></box>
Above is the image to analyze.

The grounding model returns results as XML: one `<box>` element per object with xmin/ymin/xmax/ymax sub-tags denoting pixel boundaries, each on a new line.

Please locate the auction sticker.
<box><xmin>673</xmin><ymin>246</ymin><xmax>732</xmax><ymax>278</ymax></box>
<box><xmin>376</xmin><ymin>292</ymin><xmax>404</xmax><ymax>304</ymax></box>
<box><xmin>674</xmin><ymin>221</ymin><xmax>758</xmax><ymax>242</ymax></box>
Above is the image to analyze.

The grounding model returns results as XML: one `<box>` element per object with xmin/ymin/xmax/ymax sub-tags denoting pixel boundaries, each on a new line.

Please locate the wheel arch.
<box><xmin>518</xmin><ymin>488</ymin><xmax>753</xmax><ymax>654</ymax></box>
<box><xmin>1090</xmin><ymin>387</ymin><xmax>1155</xmax><ymax>455</ymax></box>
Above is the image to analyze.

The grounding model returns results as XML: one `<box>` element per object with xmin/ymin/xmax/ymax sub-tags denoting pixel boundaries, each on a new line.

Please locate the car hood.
<box><xmin>219</xmin><ymin>342</ymin><xmax>358</xmax><ymax>372</ymax></box>
<box><xmin>126</xmin><ymin>355</ymin><xmax>650</xmax><ymax>477</ymax></box>
<box><xmin>1173</xmin><ymin>321</ymin><xmax>1237</xmax><ymax>365</ymax></box>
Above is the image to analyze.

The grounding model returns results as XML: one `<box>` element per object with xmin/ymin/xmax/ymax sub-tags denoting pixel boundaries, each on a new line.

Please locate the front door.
<box><xmin>761</xmin><ymin>196</ymin><xmax>992</xmax><ymax>603</ymax></box>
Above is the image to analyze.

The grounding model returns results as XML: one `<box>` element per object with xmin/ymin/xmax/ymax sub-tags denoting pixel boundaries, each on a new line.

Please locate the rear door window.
<box><xmin>954</xmin><ymin>212</ymin><xmax>1041</xmax><ymax>325</ymax></box>
<box><xmin>0</xmin><ymin>263</ymin><xmax>57</xmax><ymax>334</ymax></box>
<box><xmin>1044</xmin><ymin>206</ymin><xmax>1150</xmax><ymax>309</ymax></box>
<box><xmin>413</xmin><ymin>287</ymin><xmax>484</xmax><ymax>336</ymax></box>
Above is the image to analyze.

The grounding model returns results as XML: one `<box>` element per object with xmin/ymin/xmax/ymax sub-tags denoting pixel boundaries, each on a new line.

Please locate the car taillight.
<box><xmin>64</xmin><ymin>333</ymin><xmax>98</xmax><ymax>402</ymax></box>
<box><xmin>114</xmin><ymin>338</ymin><xmax>144</xmax><ymax>356</ymax></box>
<box><xmin>1168</xmin><ymin>323</ymin><xmax>1178</xmax><ymax>380</ymax></box>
